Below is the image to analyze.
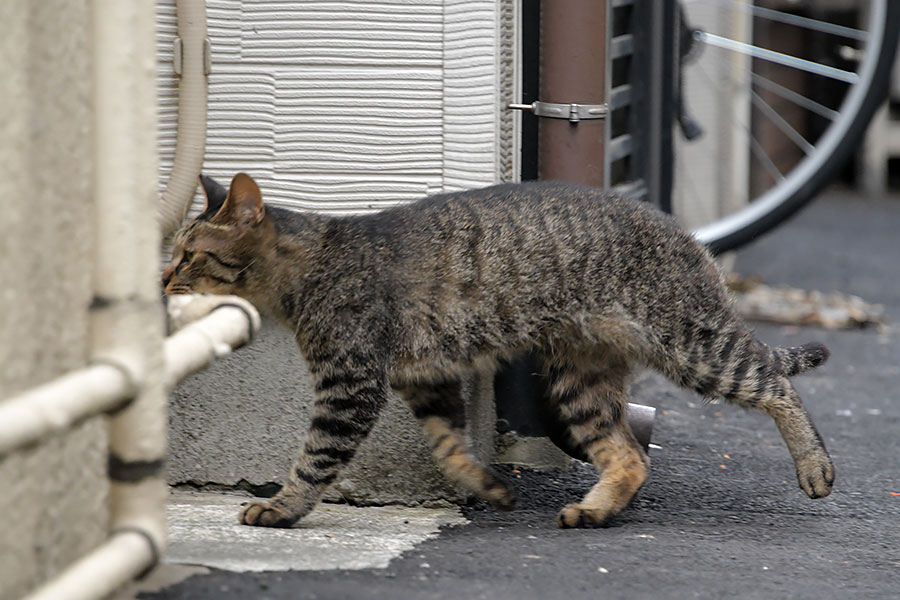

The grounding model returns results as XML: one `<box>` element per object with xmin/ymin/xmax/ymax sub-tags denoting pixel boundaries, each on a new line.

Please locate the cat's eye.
<box><xmin>177</xmin><ymin>251</ymin><xmax>193</xmax><ymax>270</ymax></box>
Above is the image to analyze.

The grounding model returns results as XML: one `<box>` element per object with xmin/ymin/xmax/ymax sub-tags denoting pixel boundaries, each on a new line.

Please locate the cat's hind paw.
<box><xmin>238</xmin><ymin>500</ymin><xmax>298</xmax><ymax>528</ymax></box>
<box><xmin>556</xmin><ymin>503</ymin><xmax>614</xmax><ymax>529</ymax></box>
<box><xmin>796</xmin><ymin>453</ymin><xmax>835</xmax><ymax>499</ymax></box>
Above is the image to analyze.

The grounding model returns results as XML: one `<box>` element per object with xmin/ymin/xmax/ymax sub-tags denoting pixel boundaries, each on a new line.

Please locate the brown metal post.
<box><xmin>538</xmin><ymin>0</ymin><xmax>607</xmax><ymax>186</ymax></box>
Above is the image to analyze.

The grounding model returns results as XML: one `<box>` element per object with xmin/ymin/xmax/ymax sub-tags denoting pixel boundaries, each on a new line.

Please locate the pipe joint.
<box><xmin>210</xmin><ymin>301</ymin><xmax>262</xmax><ymax>343</ymax></box>
<box><xmin>88</xmin><ymin>350</ymin><xmax>145</xmax><ymax>404</ymax></box>
<box><xmin>88</xmin><ymin>356</ymin><xmax>142</xmax><ymax>411</ymax></box>
<box><xmin>109</xmin><ymin>527</ymin><xmax>161</xmax><ymax>579</ymax></box>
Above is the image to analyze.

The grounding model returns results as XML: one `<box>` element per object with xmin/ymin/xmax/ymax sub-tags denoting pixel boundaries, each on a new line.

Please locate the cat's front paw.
<box><xmin>238</xmin><ymin>500</ymin><xmax>298</xmax><ymax>528</ymax></box>
<box><xmin>796</xmin><ymin>452</ymin><xmax>835</xmax><ymax>499</ymax></box>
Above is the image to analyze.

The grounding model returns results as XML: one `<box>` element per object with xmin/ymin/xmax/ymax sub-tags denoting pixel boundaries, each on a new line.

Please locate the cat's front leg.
<box><xmin>239</xmin><ymin>367</ymin><xmax>389</xmax><ymax>528</ymax></box>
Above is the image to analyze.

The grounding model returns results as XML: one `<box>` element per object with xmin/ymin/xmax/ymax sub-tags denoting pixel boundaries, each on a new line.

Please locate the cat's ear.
<box><xmin>199</xmin><ymin>174</ymin><xmax>228</xmax><ymax>216</ymax></box>
<box><xmin>215</xmin><ymin>172</ymin><xmax>265</xmax><ymax>227</ymax></box>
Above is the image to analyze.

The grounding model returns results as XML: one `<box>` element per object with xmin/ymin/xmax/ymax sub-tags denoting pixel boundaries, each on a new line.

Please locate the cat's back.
<box><xmin>306</xmin><ymin>181</ymin><xmax>716</xmax><ymax>308</ymax></box>
<box><xmin>389</xmin><ymin>181</ymin><xmax>700</xmax><ymax>263</ymax></box>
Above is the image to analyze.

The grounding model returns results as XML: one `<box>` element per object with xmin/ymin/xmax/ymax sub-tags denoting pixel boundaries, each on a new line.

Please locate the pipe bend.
<box><xmin>158</xmin><ymin>0</ymin><xmax>209</xmax><ymax>238</ymax></box>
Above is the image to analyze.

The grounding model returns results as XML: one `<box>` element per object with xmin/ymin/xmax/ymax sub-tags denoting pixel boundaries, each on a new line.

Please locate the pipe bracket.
<box><xmin>108</xmin><ymin>454</ymin><xmax>165</xmax><ymax>483</ymax></box>
<box><xmin>172</xmin><ymin>37</ymin><xmax>212</xmax><ymax>76</ymax></box>
<box><xmin>509</xmin><ymin>101</ymin><xmax>608</xmax><ymax>123</ymax></box>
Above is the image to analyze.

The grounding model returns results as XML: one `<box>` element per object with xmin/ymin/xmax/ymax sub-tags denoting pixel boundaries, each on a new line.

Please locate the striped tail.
<box><xmin>770</xmin><ymin>342</ymin><xmax>830</xmax><ymax>376</ymax></box>
<box><xmin>665</xmin><ymin>332</ymin><xmax>830</xmax><ymax>405</ymax></box>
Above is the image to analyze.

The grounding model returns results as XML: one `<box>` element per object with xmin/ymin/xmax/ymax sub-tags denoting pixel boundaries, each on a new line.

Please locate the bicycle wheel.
<box><xmin>673</xmin><ymin>0</ymin><xmax>900</xmax><ymax>254</ymax></box>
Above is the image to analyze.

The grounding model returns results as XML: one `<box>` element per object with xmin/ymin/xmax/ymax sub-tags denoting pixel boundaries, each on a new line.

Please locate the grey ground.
<box><xmin>140</xmin><ymin>189</ymin><xmax>900</xmax><ymax>600</ymax></box>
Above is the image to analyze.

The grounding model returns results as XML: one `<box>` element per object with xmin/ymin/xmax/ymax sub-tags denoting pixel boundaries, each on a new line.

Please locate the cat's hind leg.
<box><xmin>397</xmin><ymin>378</ymin><xmax>516</xmax><ymax>511</ymax></box>
<box><xmin>660</xmin><ymin>325</ymin><xmax>834</xmax><ymax>499</ymax></box>
<box><xmin>542</xmin><ymin>356</ymin><xmax>649</xmax><ymax>528</ymax></box>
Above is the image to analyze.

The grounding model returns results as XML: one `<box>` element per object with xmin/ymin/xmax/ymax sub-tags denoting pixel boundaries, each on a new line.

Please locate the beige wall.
<box><xmin>673</xmin><ymin>0</ymin><xmax>752</xmax><ymax>230</ymax></box>
<box><xmin>0</xmin><ymin>1</ymin><xmax>108</xmax><ymax>598</ymax></box>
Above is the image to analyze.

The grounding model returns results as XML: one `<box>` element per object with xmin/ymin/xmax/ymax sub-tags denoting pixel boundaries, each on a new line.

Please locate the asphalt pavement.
<box><xmin>140</xmin><ymin>189</ymin><xmax>900</xmax><ymax>600</ymax></box>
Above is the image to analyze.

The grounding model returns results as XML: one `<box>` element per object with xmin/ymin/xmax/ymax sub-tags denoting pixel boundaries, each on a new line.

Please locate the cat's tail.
<box><xmin>769</xmin><ymin>342</ymin><xmax>830</xmax><ymax>376</ymax></box>
<box><xmin>660</xmin><ymin>332</ymin><xmax>830</xmax><ymax>404</ymax></box>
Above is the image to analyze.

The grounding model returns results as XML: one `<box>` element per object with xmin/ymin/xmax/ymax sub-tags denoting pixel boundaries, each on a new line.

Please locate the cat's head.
<box><xmin>162</xmin><ymin>172</ymin><xmax>275</xmax><ymax>300</ymax></box>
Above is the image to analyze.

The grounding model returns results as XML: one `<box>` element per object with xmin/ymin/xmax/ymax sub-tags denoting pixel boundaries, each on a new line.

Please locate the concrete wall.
<box><xmin>159</xmin><ymin>0</ymin><xmax>518</xmax><ymax>504</ymax></box>
<box><xmin>0</xmin><ymin>1</ymin><xmax>107</xmax><ymax>597</ymax></box>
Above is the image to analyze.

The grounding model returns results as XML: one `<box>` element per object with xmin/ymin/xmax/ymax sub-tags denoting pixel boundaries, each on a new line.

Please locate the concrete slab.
<box><xmin>163</xmin><ymin>492</ymin><xmax>467</xmax><ymax>572</ymax></box>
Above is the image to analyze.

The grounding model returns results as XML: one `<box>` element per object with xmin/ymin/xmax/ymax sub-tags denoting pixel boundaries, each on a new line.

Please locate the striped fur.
<box><xmin>163</xmin><ymin>173</ymin><xmax>834</xmax><ymax>529</ymax></box>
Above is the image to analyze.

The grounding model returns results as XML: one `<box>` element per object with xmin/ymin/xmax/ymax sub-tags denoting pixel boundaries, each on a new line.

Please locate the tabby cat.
<box><xmin>162</xmin><ymin>172</ymin><xmax>834</xmax><ymax>529</ymax></box>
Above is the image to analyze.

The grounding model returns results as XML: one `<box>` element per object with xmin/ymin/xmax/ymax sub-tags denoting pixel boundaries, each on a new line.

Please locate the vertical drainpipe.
<box><xmin>26</xmin><ymin>3</ymin><xmax>165</xmax><ymax>597</ymax></box>
<box><xmin>158</xmin><ymin>0</ymin><xmax>210</xmax><ymax>239</ymax></box>
<box><xmin>90</xmin><ymin>0</ymin><xmax>167</xmax><ymax>579</ymax></box>
<box><xmin>538</xmin><ymin>0</ymin><xmax>607</xmax><ymax>186</ymax></box>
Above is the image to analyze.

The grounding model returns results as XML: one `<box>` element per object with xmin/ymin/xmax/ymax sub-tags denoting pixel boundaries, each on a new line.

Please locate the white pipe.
<box><xmin>0</xmin><ymin>365</ymin><xmax>135</xmax><ymax>456</ymax></box>
<box><xmin>91</xmin><ymin>0</ymin><xmax>167</xmax><ymax>596</ymax></box>
<box><xmin>0</xmin><ymin>296</ymin><xmax>260</xmax><ymax>459</ymax></box>
<box><xmin>163</xmin><ymin>294</ymin><xmax>261</xmax><ymax>390</ymax></box>
<box><xmin>158</xmin><ymin>0</ymin><xmax>210</xmax><ymax>238</ymax></box>
<box><xmin>10</xmin><ymin>297</ymin><xmax>259</xmax><ymax>600</ymax></box>
<box><xmin>16</xmin><ymin>296</ymin><xmax>259</xmax><ymax>599</ymax></box>
<box><xmin>24</xmin><ymin>532</ymin><xmax>155</xmax><ymax>600</ymax></box>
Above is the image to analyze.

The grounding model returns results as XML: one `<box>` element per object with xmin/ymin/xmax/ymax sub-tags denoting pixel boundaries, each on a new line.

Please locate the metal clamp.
<box><xmin>508</xmin><ymin>100</ymin><xmax>608</xmax><ymax>123</ymax></box>
<box><xmin>173</xmin><ymin>37</ymin><xmax>212</xmax><ymax>76</ymax></box>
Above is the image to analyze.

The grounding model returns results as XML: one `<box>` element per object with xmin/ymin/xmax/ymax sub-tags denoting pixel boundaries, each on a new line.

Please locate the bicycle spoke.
<box><xmin>695</xmin><ymin>31</ymin><xmax>860</xmax><ymax>84</ymax></box>
<box><xmin>700</xmin><ymin>51</ymin><xmax>816</xmax><ymax>156</ymax></box>
<box><xmin>749</xmin><ymin>134</ymin><xmax>785</xmax><ymax>185</ymax></box>
<box><xmin>699</xmin><ymin>0</ymin><xmax>867</xmax><ymax>42</ymax></box>
<box><xmin>706</xmin><ymin>50</ymin><xmax>815</xmax><ymax>155</ymax></box>
<box><xmin>699</xmin><ymin>52</ymin><xmax>814</xmax><ymax>157</ymax></box>
<box><xmin>693</xmin><ymin>57</ymin><xmax>785</xmax><ymax>185</ymax></box>
<box><xmin>750</xmin><ymin>89</ymin><xmax>814</xmax><ymax>155</ymax></box>
<box><xmin>749</xmin><ymin>72</ymin><xmax>840</xmax><ymax>122</ymax></box>
<box><xmin>702</xmin><ymin>48</ymin><xmax>842</xmax><ymax>123</ymax></box>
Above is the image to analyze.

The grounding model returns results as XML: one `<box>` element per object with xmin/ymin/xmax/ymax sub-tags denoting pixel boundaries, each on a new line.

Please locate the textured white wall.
<box><xmin>157</xmin><ymin>0</ymin><xmax>508</xmax><ymax>215</ymax></box>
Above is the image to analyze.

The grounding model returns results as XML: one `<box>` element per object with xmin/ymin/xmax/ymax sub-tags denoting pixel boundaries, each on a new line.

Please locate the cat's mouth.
<box><xmin>163</xmin><ymin>283</ymin><xmax>194</xmax><ymax>296</ymax></box>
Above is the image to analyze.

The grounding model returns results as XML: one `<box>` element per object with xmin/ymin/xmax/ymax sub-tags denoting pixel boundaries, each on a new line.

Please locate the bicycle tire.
<box><xmin>689</xmin><ymin>0</ymin><xmax>900</xmax><ymax>254</ymax></box>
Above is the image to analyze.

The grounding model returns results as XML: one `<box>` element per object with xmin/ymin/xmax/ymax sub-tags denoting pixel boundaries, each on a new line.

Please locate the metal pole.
<box><xmin>647</xmin><ymin>0</ymin><xmax>676</xmax><ymax>212</ymax></box>
<box><xmin>538</xmin><ymin>0</ymin><xmax>607</xmax><ymax>186</ymax></box>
